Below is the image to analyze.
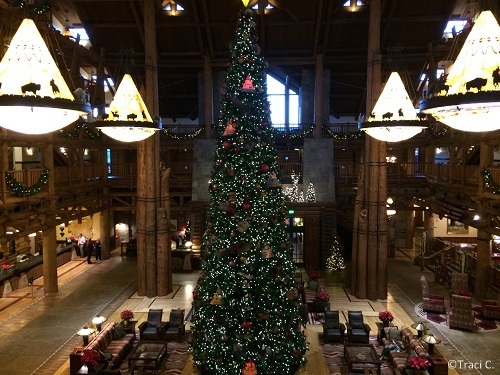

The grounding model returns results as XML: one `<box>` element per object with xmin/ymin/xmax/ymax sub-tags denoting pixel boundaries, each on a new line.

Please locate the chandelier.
<box><xmin>0</xmin><ymin>19</ymin><xmax>89</xmax><ymax>134</ymax></box>
<box><xmin>420</xmin><ymin>11</ymin><xmax>500</xmax><ymax>132</ymax></box>
<box><xmin>361</xmin><ymin>71</ymin><xmax>427</xmax><ymax>142</ymax></box>
<box><xmin>94</xmin><ymin>74</ymin><xmax>161</xmax><ymax>142</ymax></box>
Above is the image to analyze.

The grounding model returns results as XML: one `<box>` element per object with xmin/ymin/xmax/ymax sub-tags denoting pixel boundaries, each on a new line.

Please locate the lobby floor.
<box><xmin>0</xmin><ymin>247</ymin><xmax>498</xmax><ymax>374</ymax></box>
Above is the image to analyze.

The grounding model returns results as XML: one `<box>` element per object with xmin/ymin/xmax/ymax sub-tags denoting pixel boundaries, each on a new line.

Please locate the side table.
<box><xmin>375</xmin><ymin>321</ymin><xmax>397</xmax><ymax>344</ymax></box>
<box><xmin>124</xmin><ymin>320</ymin><xmax>137</xmax><ymax>339</ymax></box>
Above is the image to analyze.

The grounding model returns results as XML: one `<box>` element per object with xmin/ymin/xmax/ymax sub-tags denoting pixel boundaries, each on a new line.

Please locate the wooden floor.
<box><xmin>1</xmin><ymin>259</ymin><xmax>460</xmax><ymax>375</ymax></box>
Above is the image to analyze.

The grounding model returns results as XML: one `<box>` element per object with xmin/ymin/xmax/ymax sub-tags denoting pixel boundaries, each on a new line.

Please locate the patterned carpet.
<box><xmin>414</xmin><ymin>303</ymin><xmax>500</xmax><ymax>331</ymax></box>
<box><xmin>322</xmin><ymin>336</ymin><xmax>396</xmax><ymax>375</ymax></box>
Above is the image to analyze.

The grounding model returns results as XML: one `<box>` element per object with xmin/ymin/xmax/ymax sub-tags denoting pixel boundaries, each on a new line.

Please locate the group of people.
<box><xmin>77</xmin><ymin>234</ymin><xmax>102</xmax><ymax>264</ymax></box>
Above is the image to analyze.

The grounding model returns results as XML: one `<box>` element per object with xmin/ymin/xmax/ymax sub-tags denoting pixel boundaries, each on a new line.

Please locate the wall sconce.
<box><xmin>92</xmin><ymin>316</ymin><xmax>106</xmax><ymax>332</ymax></box>
<box><xmin>77</xmin><ymin>325</ymin><xmax>94</xmax><ymax>346</ymax></box>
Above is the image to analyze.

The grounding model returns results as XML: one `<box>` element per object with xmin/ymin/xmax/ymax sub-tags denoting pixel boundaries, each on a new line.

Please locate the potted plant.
<box><xmin>307</xmin><ymin>270</ymin><xmax>320</xmax><ymax>290</ymax></box>
<box><xmin>407</xmin><ymin>356</ymin><xmax>431</xmax><ymax>375</ymax></box>
<box><xmin>315</xmin><ymin>290</ymin><xmax>330</xmax><ymax>313</ymax></box>
<box><xmin>378</xmin><ymin>311</ymin><xmax>394</xmax><ymax>327</ymax></box>
<box><xmin>81</xmin><ymin>349</ymin><xmax>101</xmax><ymax>372</ymax></box>
<box><xmin>120</xmin><ymin>309</ymin><xmax>134</xmax><ymax>326</ymax></box>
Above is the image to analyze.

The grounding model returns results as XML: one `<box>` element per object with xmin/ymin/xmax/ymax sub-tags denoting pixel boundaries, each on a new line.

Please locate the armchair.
<box><xmin>346</xmin><ymin>310</ymin><xmax>371</xmax><ymax>343</ymax></box>
<box><xmin>421</xmin><ymin>275</ymin><xmax>446</xmax><ymax>313</ymax></box>
<box><xmin>449</xmin><ymin>272</ymin><xmax>469</xmax><ymax>298</ymax></box>
<box><xmin>138</xmin><ymin>309</ymin><xmax>168</xmax><ymax>341</ymax></box>
<box><xmin>481</xmin><ymin>300</ymin><xmax>500</xmax><ymax>320</ymax></box>
<box><xmin>323</xmin><ymin>310</ymin><xmax>345</xmax><ymax>343</ymax></box>
<box><xmin>164</xmin><ymin>309</ymin><xmax>185</xmax><ymax>341</ymax></box>
<box><xmin>447</xmin><ymin>294</ymin><xmax>477</xmax><ymax>331</ymax></box>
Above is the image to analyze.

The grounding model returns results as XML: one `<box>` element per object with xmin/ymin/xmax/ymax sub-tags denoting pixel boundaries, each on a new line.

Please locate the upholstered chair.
<box><xmin>346</xmin><ymin>310</ymin><xmax>371</xmax><ymax>343</ymax></box>
<box><xmin>164</xmin><ymin>309</ymin><xmax>185</xmax><ymax>341</ymax></box>
<box><xmin>138</xmin><ymin>309</ymin><xmax>168</xmax><ymax>340</ymax></box>
<box><xmin>421</xmin><ymin>275</ymin><xmax>446</xmax><ymax>313</ymax></box>
<box><xmin>447</xmin><ymin>294</ymin><xmax>477</xmax><ymax>331</ymax></box>
<box><xmin>481</xmin><ymin>300</ymin><xmax>500</xmax><ymax>320</ymax></box>
<box><xmin>322</xmin><ymin>310</ymin><xmax>346</xmax><ymax>343</ymax></box>
<box><xmin>449</xmin><ymin>272</ymin><xmax>469</xmax><ymax>298</ymax></box>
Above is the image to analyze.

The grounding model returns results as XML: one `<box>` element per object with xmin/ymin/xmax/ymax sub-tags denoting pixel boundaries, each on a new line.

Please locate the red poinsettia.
<box><xmin>316</xmin><ymin>290</ymin><xmax>330</xmax><ymax>302</ymax></box>
<box><xmin>1</xmin><ymin>264</ymin><xmax>11</xmax><ymax>270</ymax></box>
<box><xmin>407</xmin><ymin>356</ymin><xmax>431</xmax><ymax>370</ymax></box>
<box><xmin>308</xmin><ymin>270</ymin><xmax>320</xmax><ymax>280</ymax></box>
<box><xmin>120</xmin><ymin>309</ymin><xmax>134</xmax><ymax>320</ymax></box>
<box><xmin>81</xmin><ymin>349</ymin><xmax>101</xmax><ymax>366</ymax></box>
<box><xmin>378</xmin><ymin>311</ymin><xmax>394</xmax><ymax>322</ymax></box>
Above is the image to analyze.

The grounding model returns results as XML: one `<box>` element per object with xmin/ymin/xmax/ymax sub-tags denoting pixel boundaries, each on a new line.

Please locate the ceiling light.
<box><xmin>0</xmin><ymin>19</ymin><xmax>89</xmax><ymax>134</ymax></box>
<box><xmin>361</xmin><ymin>72</ymin><xmax>427</xmax><ymax>142</ymax></box>
<box><xmin>94</xmin><ymin>74</ymin><xmax>161</xmax><ymax>142</ymax></box>
<box><xmin>420</xmin><ymin>11</ymin><xmax>500</xmax><ymax>132</ymax></box>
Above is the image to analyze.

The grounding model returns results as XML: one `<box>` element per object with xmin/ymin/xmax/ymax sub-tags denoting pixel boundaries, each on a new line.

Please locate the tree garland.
<box><xmin>271</xmin><ymin>124</ymin><xmax>315</xmax><ymax>140</ymax></box>
<box><xmin>162</xmin><ymin>125</ymin><xmax>205</xmax><ymax>139</ymax></box>
<box><xmin>10</xmin><ymin>0</ymin><xmax>51</xmax><ymax>17</ymax></box>
<box><xmin>59</xmin><ymin>120</ymin><xmax>102</xmax><ymax>140</ymax></box>
<box><xmin>321</xmin><ymin>124</ymin><xmax>362</xmax><ymax>140</ymax></box>
<box><xmin>5</xmin><ymin>169</ymin><xmax>50</xmax><ymax>197</ymax></box>
<box><xmin>480</xmin><ymin>169</ymin><xmax>500</xmax><ymax>194</ymax></box>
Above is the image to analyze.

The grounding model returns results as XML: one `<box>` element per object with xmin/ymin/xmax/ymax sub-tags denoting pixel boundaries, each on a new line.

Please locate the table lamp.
<box><xmin>411</xmin><ymin>321</ymin><xmax>426</xmax><ymax>338</ymax></box>
<box><xmin>422</xmin><ymin>333</ymin><xmax>441</xmax><ymax>354</ymax></box>
<box><xmin>77</xmin><ymin>325</ymin><xmax>94</xmax><ymax>346</ymax></box>
<box><xmin>92</xmin><ymin>316</ymin><xmax>106</xmax><ymax>332</ymax></box>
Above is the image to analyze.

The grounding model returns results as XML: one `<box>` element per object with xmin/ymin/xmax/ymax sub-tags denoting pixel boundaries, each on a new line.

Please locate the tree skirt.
<box><xmin>322</xmin><ymin>336</ymin><xmax>396</xmax><ymax>375</ymax></box>
<box><xmin>414</xmin><ymin>303</ymin><xmax>500</xmax><ymax>331</ymax></box>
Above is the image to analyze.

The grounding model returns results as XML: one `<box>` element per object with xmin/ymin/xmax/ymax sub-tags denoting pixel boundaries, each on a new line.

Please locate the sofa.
<box><xmin>381</xmin><ymin>327</ymin><xmax>431</xmax><ymax>373</ymax></box>
<box><xmin>69</xmin><ymin>321</ymin><xmax>135</xmax><ymax>375</ymax></box>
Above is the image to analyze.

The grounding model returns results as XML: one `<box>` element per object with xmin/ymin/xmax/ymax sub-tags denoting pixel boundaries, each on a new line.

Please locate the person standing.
<box><xmin>77</xmin><ymin>234</ymin><xmax>86</xmax><ymax>257</ymax></box>
<box><xmin>94</xmin><ymin>239</ymin><xmax>102</xmax><ymax>263</ymax></box>
<box><xmin>86</xmin><ymin>239</ymin><xmax>94</xmax><ymax>264</ymax></box>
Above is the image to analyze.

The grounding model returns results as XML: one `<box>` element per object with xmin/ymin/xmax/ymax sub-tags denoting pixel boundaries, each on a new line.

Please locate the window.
<box><xmin>266</xmin><ymin>75</ymin><xmax>299</xmax><ymax>129</ymax></box>
<box><xmin>106</xmin><ymin>149</ymin><xmax>111</xmax><ymax>175</ymax></box>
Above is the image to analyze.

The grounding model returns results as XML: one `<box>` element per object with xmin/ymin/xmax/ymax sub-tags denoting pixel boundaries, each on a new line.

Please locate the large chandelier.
<box><xmin>420</xmin><ymin>11</ymin><xmax>500</xmax><ymax>132</ymax></box>
<box><xmin>0</xmin><ymin>19</ymin><xmax>89</xmax><ymax>134</ymax></box>
<box><xmin>94</xmin><ymin>74</ymin><xmax>161</xmax><ymax>142</ymax></box>
<box><xmin>361</xmin><ymin>71</ymin><xmax>427</xmax><ymax>142</ymax></box>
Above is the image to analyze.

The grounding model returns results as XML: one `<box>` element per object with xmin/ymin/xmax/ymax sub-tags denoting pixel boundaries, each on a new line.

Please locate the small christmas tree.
<box><xmin>284</xmin><ymin>172</ymin><xmax>300</xmax><ymax>202</ymax></box>
<box><xmin>305</xmin><ymin>182</ymin><xmax>316</xmax><ymax>202</ymax></box>
<box><xmin>326</xmin><ymin>235</ymin><xmax>346</xmax><ymax>271</ymax></box>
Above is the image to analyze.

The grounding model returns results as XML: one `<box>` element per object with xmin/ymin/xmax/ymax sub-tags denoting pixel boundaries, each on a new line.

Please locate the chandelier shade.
<box><xmin>94</xmin><ymin>74</ymin><xmax>161</xmax><ymax>142</ymax></box>
<box><xmin>361</xmin><ymin>72</ymin><xmax>427</xmax><ymax>142</ymax></box>
<box><xmin>0</xmin><ymin>19</ymin><xmax>90</xmax><ymax>134</ymax></box>
<box><xmin>420</xmin><ymin>11</ymin><xmax>500</xmax><ymax>132</ymax></box>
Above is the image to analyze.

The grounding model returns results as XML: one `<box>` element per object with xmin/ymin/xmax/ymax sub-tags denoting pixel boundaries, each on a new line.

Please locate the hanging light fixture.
<box><xmin>94</xmin><ymin>74</ymin><xmax>161</xmax><ymax>142</ymax></box>
<box><xmin>360</xmin><ymin>72</ymin><xmax>427</xmax><ymax>142</ymax></box>
<box><xmin>420</xmin><ymin>11</ymin><xmax>500</xmax><ymax>132</ymax></box>
<box><xmin>0</xmin><ymin>19</ymin><xmax>90</xmax><ymax>134</ymax></box>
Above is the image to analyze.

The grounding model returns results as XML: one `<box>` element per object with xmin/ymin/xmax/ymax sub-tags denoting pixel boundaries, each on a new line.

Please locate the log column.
<box><xmin>352</xmin><ymin>0</ymin><xmax>387</xmax><ymax>300</ymax></box>
<box><xmin>313</xmin><ymin>54</ymin><xmax>323</xmax><ymax>139</ymax></box>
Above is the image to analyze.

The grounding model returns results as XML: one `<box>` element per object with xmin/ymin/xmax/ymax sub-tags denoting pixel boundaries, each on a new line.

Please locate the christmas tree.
<box><xmin>305</xmin><ymin>182</ymin><xmax>316</xmax><ymax>202</ymax></box>
<box><xmin>326</xmin><ymin>235</ymin><xmax>346</xmax><ymax>271</ymax></box>
<box><xmin>191</xmin><ymin>8</ymin><xmax>307</xmax><ymax>375</ymax></box>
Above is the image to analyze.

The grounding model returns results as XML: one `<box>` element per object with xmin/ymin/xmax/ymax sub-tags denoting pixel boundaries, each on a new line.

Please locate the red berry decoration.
<box><xmin>242</xmin><ymin>202</ymin><xmax>251</xmax><ymax>211</ymax></box>
<box><xmin>241</xmin><ymin>321</ymin><xmax>251</xmax><ymax>330</ymax></box>
<box><xmin>260</xmin><ymin>164</ymin><xmax>269</xmax><ymax>173</ymax></box>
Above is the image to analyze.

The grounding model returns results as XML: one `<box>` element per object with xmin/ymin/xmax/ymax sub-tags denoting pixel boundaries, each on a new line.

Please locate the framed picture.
<box><xmin>447</xmin><ymin>220</ymin><xmax>468</xmax><ymax>234</ymax></box>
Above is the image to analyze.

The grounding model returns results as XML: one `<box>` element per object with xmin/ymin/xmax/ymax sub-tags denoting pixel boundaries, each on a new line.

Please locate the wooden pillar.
<box><xmin>157</xmin><ymin>169</ymin><xmax>172</xmax><ymax>295</ymax></box>
<box><xmin>100</xmin><ymin>208</ymin><xmax>111</xmax><ymax>259</ymax></box>
<box><xmin>204</xmin><ymin>54</ymin><xmax>213</xmax><ymax>139</ymax></box>
<box><xmin>41</xmin><ymin>135</ymin><xmax>57</xmax><ymax>293</ymax></box>
<box><xmin>314</xmin><ymin>54</ymin><xmax>323</xmax><ymax>139</ymax></box>
<box><xmin>352</xmin><ymin>0</ymin><xmax>386</xmax><ymax>300</ymax></box>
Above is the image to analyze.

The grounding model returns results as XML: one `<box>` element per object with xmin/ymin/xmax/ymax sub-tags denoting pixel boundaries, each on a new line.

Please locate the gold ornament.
<box><xmin>210</xmin><ymin>289</ymin><xmax>223</xmax><ymax>305</ymax></box>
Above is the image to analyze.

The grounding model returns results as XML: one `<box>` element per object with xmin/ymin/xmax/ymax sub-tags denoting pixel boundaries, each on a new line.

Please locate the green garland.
<box><xmin>10</xmin><ymin>0</ymin><xmax>51</xmax><ymax>17</ymax></box>
<box><xmin>162</xmin><ymin>125</ymin><xmax>205</xmax><ymax>139</ymax></box>
<box><xmin>271</xmin><ymin>124</ymin><xmax>315</xmax><ymax>139</ymax></box>
<box><xmin>321</xmin><ymin>125</ymin><xmax>362</xmax><ymax>140</ymax></box>
<box><xmin>480</xmin><ymin>169</ymin><xmax>500</xmax><ymax>194</ymax></box>
<box><xmin>427</xmin><ymin>124</ymin><xmax>449</xmax><ymax>139</ymax></box>
<box><xmin>5</xmin><ymin>169</ymin><xmax>50</xmax><ymax>197</ymax></box>
<box><xmin>59</xmin><ymin>120</ymin><xmax>102</xmax><ymax>140</ymax></box>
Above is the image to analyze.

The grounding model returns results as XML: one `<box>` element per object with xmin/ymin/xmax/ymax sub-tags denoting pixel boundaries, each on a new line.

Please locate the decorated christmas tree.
<box><xmin>191</xmin><ymin>8</ymin><xmax>307</xmax><ymax>375</ymax></box>
<box><xmin>326</xmin><ymin>235</ymin><xmax>346</xmax><ymax>271</ymax></box>
<box><xmin>305</xmin><ymin>182</ymin><xmax>316</xmax><ymax>202</ymax></box>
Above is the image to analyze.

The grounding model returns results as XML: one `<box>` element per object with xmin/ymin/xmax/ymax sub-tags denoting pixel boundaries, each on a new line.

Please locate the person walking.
<box><xmin>77</xmin><ymin>234</ymin><xmax>86</xmax><ymax>257</ymax></box>
<box><xmin>86</xmin><ymin>239</ymin><xmax>94</xmax><ymax>264</ymax></box>
<box><xmin>94</xmin><ymin>239</ymin><xmax>102</xmax><ymax>263</ymax></box>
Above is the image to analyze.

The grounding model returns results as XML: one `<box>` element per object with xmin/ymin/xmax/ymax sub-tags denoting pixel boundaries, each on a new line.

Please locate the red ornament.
<box><xmin>233</xmin><ymin>147</ymin><xmax>240</xmax><ymax>153</ymax></box>
<box><xmin>242</xmin><ymin>202</ymin><xmax>251</xmax><ymax>211</ymax></box>
<box><xmin>241</xmin><ymin>321</ymin><xmax>251</xmax><ymax>330</ymax></box>
<box><xmin>216</xmin><ymin>161</ymin><xmax>223</xmax><ymax>167</ymax></box>
<box><xmin>260</xmin><ymin>164</ymin><xmax>269</xmax><ymax>173</ymax></box>
<box><xmin>223</xmin><ymin>140</ymin><xmax>232</xmax><ymax>149</ymax></box>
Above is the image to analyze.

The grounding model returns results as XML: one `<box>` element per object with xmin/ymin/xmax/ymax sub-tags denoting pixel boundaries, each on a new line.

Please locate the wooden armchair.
<box><xmin>421</xmin><ymin>275</ymin><xmax>446</xmax><ymax>313</ymax></box>
<box><xmin>346</xmin><ymin>310</ymin><xmax>371</xmax><ymax>343</ymax></box>
<box><xmin>164</xmin><ymin>309</ymin><xmax>185</xmax><ymax>341</ymax></box>
<box><xmin>138</xmin><ymin>309</ymin><xmax>168</xmax><ymax>341</ymax></box>
<box><xmin>322</xmin><ymin>310</ymin><xmax>345</xmax><ymax>343</ymax></box>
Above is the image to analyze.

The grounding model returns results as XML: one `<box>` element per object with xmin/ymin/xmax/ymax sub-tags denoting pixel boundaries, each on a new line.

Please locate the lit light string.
<box><xmin>427</xmin><ymin>124</ymin><xmax>449</xmax><ymax>139</ymax></box>
<box><xmin>59</xmin><ymin>119</ymin><xmax>102</xmax><ymax>140</ymax></box>
<box><xmin>480</xmin><ymin>169</ymin><xmax>500</xmax><ymax>194</ymax></box>
<box><xmin>271</xmin><ymin>124</ymin><xmax>315</xmax><ymax>140</ymax></box>
<box><xmin>162</xmin><ymin>125</ymin><xmax>205</xmax><ymax>139</ymax></box>
<box><xmin>5</xmin><ymin>169</ymin><xmax>50</xmax><ymax>197</ymax></box>
<box><xmin>10</xmin><ymin>0</ymin><xmax>51</xmax><ymax>16</ymax></box>
<box><xmin>321</xmin><ymin>125</ymin><xmax>362</xmax><ymax>140</ymax></box>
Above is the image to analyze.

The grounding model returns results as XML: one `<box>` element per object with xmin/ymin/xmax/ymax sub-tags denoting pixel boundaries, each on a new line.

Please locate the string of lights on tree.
<box><xmin>326</xmin><ymin>235</ymin><xmax>346</xmax><ymax>271</ymax></box>
<box><xmin>321</xmin><ymin>125</ymin><xmax>362</xmax><ymax>140</ymax></box>
<box><xmin>11</xmin><ymin>0</ymin><xmax>51</xmax><ymax>17</ymax></box>
<box><xmin>162</xmin><ymin>125</ymin><xmax>205</xmax><ymax>139</ymax></box>
<box><xmin>59</xmin><ymin>119</ymin><xmax>102</xmax><ymax>140</ymax></box>
<box><xmin>5</xmin><ymin>169</ymin><xmax>50</xmax><ymax>197</ymax></box>
<box><xmin>480</xmin><ymin>169</ymin><xmax>500</xmax><ymax>194</ymax></box>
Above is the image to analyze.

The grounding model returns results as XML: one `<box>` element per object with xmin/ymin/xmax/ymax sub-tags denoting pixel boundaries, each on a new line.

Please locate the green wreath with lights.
<box><xmin>5</xmin><ymin>169</ymin><xmax>50</xmax><ymax>197</ymax></box>
<box><xmin>480</xmin><ymin>169</ymin><xmax>500</xmax><ymax>194</ymax></box>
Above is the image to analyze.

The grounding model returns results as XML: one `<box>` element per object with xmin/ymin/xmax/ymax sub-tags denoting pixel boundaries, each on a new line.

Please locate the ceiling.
<box><xmin>0</xmin><ymin>0</ymin><xmax>487</xmax><ymax>122</ymax></box>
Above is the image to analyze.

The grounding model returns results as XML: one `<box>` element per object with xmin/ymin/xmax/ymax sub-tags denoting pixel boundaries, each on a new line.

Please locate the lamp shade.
<box><xmin>420</xmin><ymin>11</ymin><xmax>500</xmax><ymax>132</ymax></box>
<box><xmin>422</xmin><ymin>333</ymin><xmax>441</xmax><ymax>345</ymax></box>
<box><xmin>361</xmin><ymin>72</ymin><xmax>427</xmax><ymax>142</ymax></box>
<box><xmin>95</xmin><ymin>74</ymin><xmax>161</xmax><ymax>142</ymax></box>
<box><xmin>0</xmin><ymin>19</ymin><xmax>89</xmax><ymax>134</ymax></box>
